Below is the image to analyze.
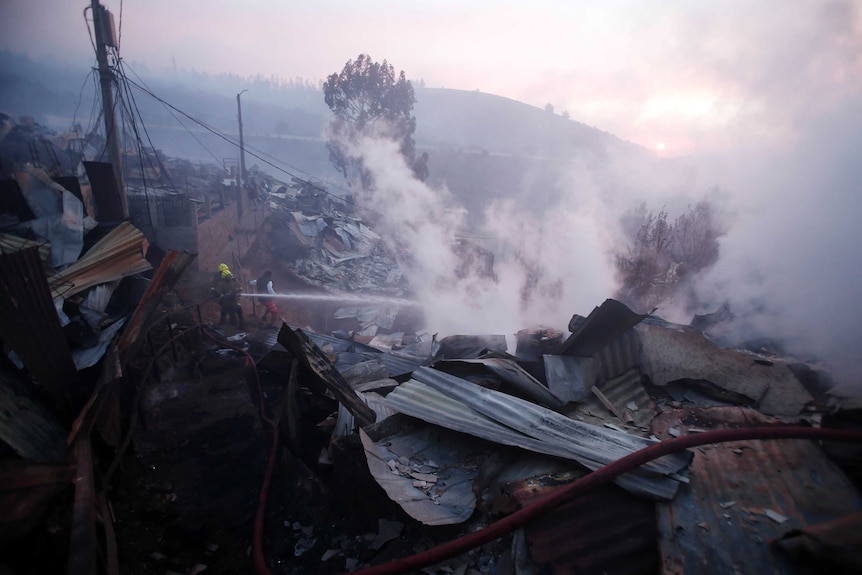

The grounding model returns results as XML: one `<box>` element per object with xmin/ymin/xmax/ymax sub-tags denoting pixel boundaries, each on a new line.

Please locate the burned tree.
<box><xmin>614</xmin><ymin>201</ymin><xmax>726</xmax><ymax>311</ymax></box>
<box><xmin>615</xmin><ymin>204</ymin><xmax>675</xmax><ymax>310</ymax></box>
<box><xmin>323</xmin><ymin>54</ymin><xmax>428</xmax><ymax>189</ymax></box>
<box><xmin>672</xmin><ymin>200</ymin><xmax>723</xmax><ymax>279</ymax></box>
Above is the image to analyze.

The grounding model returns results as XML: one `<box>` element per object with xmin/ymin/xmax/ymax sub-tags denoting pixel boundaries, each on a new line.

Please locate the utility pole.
<box><xmin>90</xmin><ymin>0</ymin><xmax>128</xmax><ymax>218</ymax></box>
<box><xmin>236</xmin><ymin>89</ymin><xmax>247</xmax><ymax>219</ymax></box>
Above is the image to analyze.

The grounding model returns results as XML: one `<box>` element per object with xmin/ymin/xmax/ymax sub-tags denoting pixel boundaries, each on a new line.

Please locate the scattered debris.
<box><xmin>1</xmin><ymin>121</ymin><xmax>859</xmax><ymax>575</ymax></box>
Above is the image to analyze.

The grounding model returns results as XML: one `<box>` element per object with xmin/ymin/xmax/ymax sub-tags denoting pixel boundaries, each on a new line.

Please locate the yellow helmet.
<box><xmin>217</xmin><ymin>263</ymin><xmax>232</xmax><ymax>278</ymax></box>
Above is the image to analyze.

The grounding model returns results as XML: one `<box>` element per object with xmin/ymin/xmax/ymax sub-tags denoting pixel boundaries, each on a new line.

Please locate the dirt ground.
<box><xmin>105</xmin><ymin>321</ymin><xmax>507</xmax><ymax>575</ymax></box>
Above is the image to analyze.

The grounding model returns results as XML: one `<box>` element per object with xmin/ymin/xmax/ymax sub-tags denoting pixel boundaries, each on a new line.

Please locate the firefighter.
<box><xmin>211</xmin><ymin>263</ymin><xmax>244</xmax><ymax>328</ymax></box>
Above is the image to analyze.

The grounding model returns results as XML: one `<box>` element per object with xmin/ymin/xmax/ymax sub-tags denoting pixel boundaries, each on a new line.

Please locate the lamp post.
<box><xmin>236</xmin><ymin>89</ymin><xmax>248</xmax><ymax>218</ymax></box>
<box><xmin>237</xmin><ymin>89</ymin><xmax>249</xmax><ymax>183</ymax></box>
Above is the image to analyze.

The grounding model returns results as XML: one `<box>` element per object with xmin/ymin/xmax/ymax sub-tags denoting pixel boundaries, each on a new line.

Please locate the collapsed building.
<box><xmin>1</xmin><ymin>115</ymin><xmax>862</xmax><ymax>575</ymax></box>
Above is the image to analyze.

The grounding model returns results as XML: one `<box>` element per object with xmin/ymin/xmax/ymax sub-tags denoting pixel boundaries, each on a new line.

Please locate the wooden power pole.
<box><xmin>90</xmin><ymin>0</ymin><xmax>128</xmax><ymax>218</ymax></box>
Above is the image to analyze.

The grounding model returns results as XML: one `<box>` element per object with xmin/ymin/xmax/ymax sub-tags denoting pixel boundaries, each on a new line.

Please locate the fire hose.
<box><xmin>105</xmin><ymin>317</ymin><xmax>278</xmax><ymax>575</ymax></box>
<box><xmin>343</xmin><ymin>426</ymin><xmax>862</xmax><ymax>575</ymax></box>
<box><xmin>198</xmin><ymin>325</ymin><xmax>278</xmax><ymax>575</ymax></box>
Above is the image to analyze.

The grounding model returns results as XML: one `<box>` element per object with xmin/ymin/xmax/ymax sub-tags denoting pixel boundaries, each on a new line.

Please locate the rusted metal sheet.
<box><xmin>67</xmin><ymin>437</ymin><xmax>96</xmax><ymax>575</ymax></box>
<box><xmin>0</xmin><ymin>247</ymin><xmax>75</xmax><ymax>406</ymax></box>
<box><xmin>652</xmin><ymin>407</ymin><xmax>862</xmax><ymax>575</ymax></box>
<box><xmin>0</xmin><ymin>461</ymin><xmax>75</xmax><ymax>542</ymax></box>
<box><xmin>507</xmin><ymin>478</ymin><xmax>658</xmax><ymax>574</ymax></box>
<box><xmin>68</xmin><ymin>341</ymin><xmax>123</xmax><ymax>447</ymax></box>
<box><xmin>592</xmin><ymin>368</ymin><xmax>656</xmax><ymax>428</ymax></box>
<box><xmin>558</xmin><ymin>299</ymin><xmax>647</xmax><ymax>357</ymax></box>
<box><xmin>277</xmin><ymin>325</ymin><xmax>376</xmax><ymax>427</ymax></box>
<box><xmin>117</xmin><ymin>250</ymin><xmax>197</xmax><ymax>365</ymax></box>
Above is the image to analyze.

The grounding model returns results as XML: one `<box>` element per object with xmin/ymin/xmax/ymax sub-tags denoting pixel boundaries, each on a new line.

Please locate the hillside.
<box><xmin>415</xmin><ymin>87</ymin><xmax>641</xmax><ymax>159</ymax></box>
<box><xmin>0</xmin><ymin>52</ymin><xmax>653</xmax><ymax>222</ymax></box>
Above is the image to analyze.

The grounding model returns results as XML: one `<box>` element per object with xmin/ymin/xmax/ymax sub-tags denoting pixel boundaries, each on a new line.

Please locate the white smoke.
<box><xmin>349</xmin><ymin>136</ymin><xmax>619</xmax><ymax>337</ymax></box>
<box><xmin>346</xmin><ymin>108</ymin><xmax>862</xmax><ymax>394</ymax></box>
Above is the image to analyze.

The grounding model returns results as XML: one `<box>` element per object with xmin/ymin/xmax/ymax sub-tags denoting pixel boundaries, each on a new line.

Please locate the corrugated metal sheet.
<box><xmin>436</xmin><ymin>334</ymin><xmax>508</xmax><ymax>359</ymax></box>
<box><xmin>543</xmin><ymin>354</ymin><xmax>594</xmax><ymax>403</ymax></box>
<box><xmin>558</xmin><ymin>299</ymin><xmax>647</xmax><ymax>357</ymax></box>
<box><xmin>359</xmin><ymin>425</ymin><xmax>479</xmax><ymax>525</ymax></box>
<box><xmin>47</xmin><ymin>221</ymin><xmax>152</xmax><ymax>301</ymax></box>
<box><xmin>434</xmin><ymin>357</ymin><xmax>563</xmax><ymax>408</ymax></box>
<box><xmin>303</xmin><ymin>331</ymin><xmax>424</xmax><ymax>379</ymax></box>
<box><xmin>596</xmin><ymin>327</ymin><xmax>641</xmax><ymax>381</ymax></box>
<box><xmin>652</xmin><ymin>406</ymin><xmax>862</xmax><ymax>575</ymax></box>
<box><xmin>507</xmin><ymin>480</ymin><xmax>658</xmax><ymax>574</ymax></box>
<box><xmin>0</xmin><ymin>247</ymin><xmax>75</xmax><ymax>402</ymax></box>
<box><xmin>379</xmin><ymin>352</ymin><xmax>424</xmax><ymax>379</ymax></box>
<box><xmin>385</xmin><ymin>367</ymin><xmax>691</xmax><ymax>500</ymax></box>
<box><xmin>592</xmin><ymin>367</ymin><xmax>656</xmax><ymax>428</ymax></box>
<box><xmin>361</xmin><ymin>392</ymin><xmax>398</xmax><ymax>422</ymax></box>
<box><xmin>0</xmin><ymin>232</ymin><xmax>51</xmax><ymax>263</ymax></box>
<box><xmin>304</xmin><ymin>330</ymin><xmax>381</xmax><ymax>355</ymax></box>
<box><xmin>334</xmin><ymin>390</ymin><xmax>399</xmax><ymax>438</ymax></box>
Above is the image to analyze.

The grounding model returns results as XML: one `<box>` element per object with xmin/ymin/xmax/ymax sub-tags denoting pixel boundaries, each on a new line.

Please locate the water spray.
<box><xmin>240</xmin><ymin>291</ymin><xmax>420</xmax><ymax>308</ymax></box>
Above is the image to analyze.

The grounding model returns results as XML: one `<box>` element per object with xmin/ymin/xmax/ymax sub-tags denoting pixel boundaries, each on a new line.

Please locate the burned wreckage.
<box><xmin>1</xmin><ymin>124</ymin><xmax>862</xmax><ymax>575</ymax></box>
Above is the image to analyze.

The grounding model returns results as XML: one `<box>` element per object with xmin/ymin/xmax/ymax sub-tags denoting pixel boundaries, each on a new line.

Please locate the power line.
<box><xmin>120</xmin><ymin>68</ymin><xmax>379</xmax><ymax>216</ymax></box>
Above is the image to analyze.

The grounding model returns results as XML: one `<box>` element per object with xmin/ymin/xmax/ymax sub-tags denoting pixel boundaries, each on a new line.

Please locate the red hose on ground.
<box><xmin>200</xmin><ymin>326</ymin><xmax>278</xmax><ymax>575</ymax></box>
<box><xmin>344</xmin><ymin>426</ymin><xmax>862</xmax><ymax>575</ymax></box>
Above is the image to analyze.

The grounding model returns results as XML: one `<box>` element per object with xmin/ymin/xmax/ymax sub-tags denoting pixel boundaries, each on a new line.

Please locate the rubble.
<box><xmin>267</xmin><ymin>179</ymin><xmax>407</xmax><ymax>295</ymax></box>
<box><xmin>2</xmin><ymin>109</ymin><xmax>861</xmax><ymax>573</ymax></box>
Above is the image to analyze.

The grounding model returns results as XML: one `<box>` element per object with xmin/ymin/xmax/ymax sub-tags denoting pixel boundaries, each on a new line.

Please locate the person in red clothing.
<box><xmin>249</xmin><ymin>270</ymin><xmax>279</xmax><ymax>327</ymax></box>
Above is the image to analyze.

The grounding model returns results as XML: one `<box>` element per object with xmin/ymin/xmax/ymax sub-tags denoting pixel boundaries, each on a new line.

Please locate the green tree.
<box><xmin>323</xmin><ymin>54</ymin><xmax>428</xmax><ymax>189</ymax></box>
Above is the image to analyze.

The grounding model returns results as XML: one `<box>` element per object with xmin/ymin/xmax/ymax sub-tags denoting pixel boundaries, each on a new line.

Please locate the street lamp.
<box><xmin>237</xmin><ymin>89</ymin><xmax>248</xmax><ymax>184</ymax></box>
<box><xmin>236</xmin><ymin>89</ymin><xmax>248</xmax><ymax>219</ymax></box>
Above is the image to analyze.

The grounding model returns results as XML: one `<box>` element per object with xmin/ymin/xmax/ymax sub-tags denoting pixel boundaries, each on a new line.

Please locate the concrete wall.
<box><xmin>196</xmin><ymin>201</ymin><xmax>238</xmax><ymax>272</ymax></box>
<box><xmin>129</xmin><ymin>186</ymin><xmax>265</xmax><ymax>276</ymax></box>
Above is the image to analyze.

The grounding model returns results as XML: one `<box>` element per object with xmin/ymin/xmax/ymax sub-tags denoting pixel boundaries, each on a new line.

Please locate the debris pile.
<box><xmin>267</xmin><ymin>178</ymin><xmax>407</xmax><ymax>294</ymax></box>
<box><xmin>259</xmin><ymin>298</ymin><xmax>862</xmax><ymax>573</ymax></box>
<box><xmin>3</xmin><ymin>115</ymin><xmax>861</xmax><ymax>575</ymax></box>
<box><xmin>0</xmin><ymin>121</ymin><xmax>204</xmax><ymax>573</ymax></box>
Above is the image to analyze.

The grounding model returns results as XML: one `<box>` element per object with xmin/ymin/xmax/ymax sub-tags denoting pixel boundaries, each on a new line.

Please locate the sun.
<box><xmin>656</xmin><ymin>142</ymin><xmax>666</xmax><ymax>151</ymax></box>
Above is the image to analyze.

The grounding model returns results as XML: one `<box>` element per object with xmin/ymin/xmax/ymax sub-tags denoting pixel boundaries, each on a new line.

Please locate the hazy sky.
<box><xmin>2</xmin><ymin>0</ymin><xmax>860</xmax><ymax>154</ymax></box>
